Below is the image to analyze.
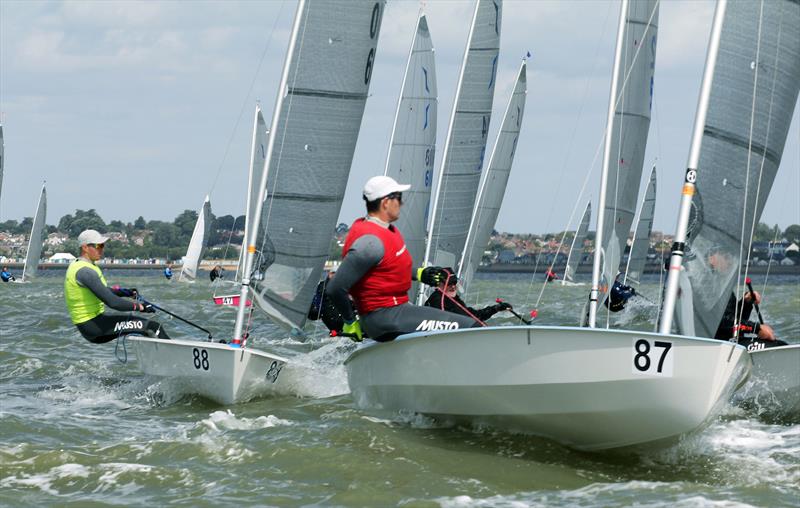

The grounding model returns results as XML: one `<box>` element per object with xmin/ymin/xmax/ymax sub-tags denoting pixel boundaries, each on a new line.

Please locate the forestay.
<box><xmin>179</xmin><ymin>196</ymin><xmax>211</xmax><ymax>282</ymax></box>
<box><xmin>676</xmin><ymin>0</ymin><xmax>800</xmax><ymax>338</ymax></box>
<box><xmin>422</xmin><ymin>0</ymin><xmax>501</xmax><ymax>277</ymax></box>
<box><xmin>21</xmin><ymin>183</ymin><xmax>46</xmax><ymax>281</ymax></box>
<box><xmin>236</xmin><ymin>106</ymin><xmax>270</xmax><ymax>283</ymax></box>
<box><xmin>459</xmin><ymin>59</ymin><xmax>527</xmax><ymax>294</ymax></box>
<box><xmin>624</xmin><ymin>166</ymin><xmax>656</xmax><ymax>287</ymax></box>
<box><xmin>248</xmin><ymin>0</ymin><xmax>386</xmax><ymax>332</ymax></box>
<box><xmin>564</xmin><ymin>202</ymin><xmax>591</xmax><ymax>283</ymax></box>
<box><xmin>598</xmin><ymin>0</ymin><xmax>659</xmax><ymax>291</ymax></box>
<box><xmin>384</xmin><ymin>13</ymin><xmax>437</xmax><ymax>293</ymax></box>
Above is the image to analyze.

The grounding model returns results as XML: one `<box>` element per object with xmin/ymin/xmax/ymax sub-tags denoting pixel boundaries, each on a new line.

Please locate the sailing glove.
<box><xmin>416</xmin><ymin>266</ymin><xmax>454</xmax><ymax>286</ymax></box>
<box><xmin>112</xmin><ymin>286</ymin><xmax>138</xmax><ymax>298</ymax></box>
<box><xmin>139</xmin><ymin>303</ymin><xmax>156</xmax><ymax>313</ymax></box>
<box><xmin>495</xmin><ymin>301</ymin><xmax>512</xmax><ymax>311</ymax></box>
<box><xmin>342</xmin><ymin>320</ymin><xmax>363</xmax><ymax>342</ymax></box>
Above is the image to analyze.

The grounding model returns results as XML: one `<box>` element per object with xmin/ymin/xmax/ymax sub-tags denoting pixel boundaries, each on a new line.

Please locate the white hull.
<box><xmin>346</xmin><ymin>326</ymin><xmax>750</xmax><ymax>451</ymax></box>
<box><xmin>737</xmin><ymin>344</ymin><xmax>800</xmax><ymax>417</ymax></box>
<box><xmin>129</xmin><ymin>337</ymin><xmax>289</xmax><ymax>405</ymax></box>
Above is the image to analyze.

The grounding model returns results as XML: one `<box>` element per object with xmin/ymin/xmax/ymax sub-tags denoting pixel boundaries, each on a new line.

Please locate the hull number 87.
<box><xmin>631</xmin><ymin>339</ymin><xmax>673</xmax><ymax>376</ymax></box>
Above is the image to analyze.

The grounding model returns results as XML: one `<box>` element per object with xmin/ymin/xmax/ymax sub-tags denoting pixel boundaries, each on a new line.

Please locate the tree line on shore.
<box><xmin>1</xmin><ymin>208</ymin><xmax>798</xmax><ymax>263</ymax></box>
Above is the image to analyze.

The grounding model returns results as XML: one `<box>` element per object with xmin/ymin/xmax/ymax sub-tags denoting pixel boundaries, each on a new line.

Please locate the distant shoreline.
<box><xmin>4</xmin><ymin>261</ymin><xmax>798</xmax><ymax>276</ymax></box>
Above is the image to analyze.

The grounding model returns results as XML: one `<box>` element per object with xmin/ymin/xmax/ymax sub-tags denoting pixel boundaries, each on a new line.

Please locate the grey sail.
<box><xmin>677</xmin><ymin>0</ymin><xmax>800</xmax><ymax>338</ymax></box>
<box><xmin>236</xmin><ymin>106</ymin><xmax>270</xmax><ymax>283</ymax></box>
<box><xmin>422</xmin><ymin>0</ymin><xmax>502</xmax><ymax>276</ymax></box>
<box><xmin>179</xmin><ymin>196</ymin><xmax>211</xmax><ymax>282</ymax></box>
<box><xmin>22</xmin><ymin>184</ymin><xmax>46</xmax><ymax>281</ymax></box>
<box><xmin>624</xmin><ymin>166</ymin><xmax>656</xmax><ymax>287</ymax></box>
<box><xmin>564</xmin><ymin>202</ymin><xmax>591</xmax><ymax>284</ymax></box>
<box><xmin>384</xmin><ymin>13</ymin><xmax>437</xmax><ymax>296</ymax></box>
<box><xmin>0</xmin><ymin>125</ymin><xmax>4</xmax><ymax>206</ymax></box>
<box><xmin>599</xmin><ymin>0</ymin><xmax>659</xmax><ymax>291</ymax></box>
<box><xmin>249</xmin><ymin>0</ymin><xmax>386</xmax><ymax>332</ymax></box>
<box><xmin>459</xmin><ymin>59</ymin><xmax>527</xmax><ymax>294</ymax></box>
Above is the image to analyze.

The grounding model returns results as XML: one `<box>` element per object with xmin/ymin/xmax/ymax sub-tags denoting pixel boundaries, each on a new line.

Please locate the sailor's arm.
<box><xmin>75</xmin><ymin>267</ymin><xmax>139</xmax><ymax>312</ymax></box>
<box><xmin>325</xmin><ymin>234</ymin><xmax>383</xmax><ymax>322</ymax></box>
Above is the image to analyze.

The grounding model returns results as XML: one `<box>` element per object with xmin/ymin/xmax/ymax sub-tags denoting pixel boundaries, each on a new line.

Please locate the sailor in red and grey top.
<box><xmin>326</xmin><ymin>176</ymin><xmax>480</xmax><ymax>342</ymax></box>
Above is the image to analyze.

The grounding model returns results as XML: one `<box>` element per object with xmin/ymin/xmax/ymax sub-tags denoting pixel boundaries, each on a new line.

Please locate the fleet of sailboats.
<box><xmin>345</xmin><ymin>0</ymin><xmax>762</xmax><ymax>451</ymax></box>
<box><xmin>8</xmin><ymin>0</ymin><xmax>791</xmax><ymax>443</ymax></box>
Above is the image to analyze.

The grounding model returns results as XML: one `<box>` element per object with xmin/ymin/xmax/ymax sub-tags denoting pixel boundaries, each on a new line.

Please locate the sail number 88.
<box><xmin>632</xmin><ymin>339</ymin><xmax>673</xmax><ymax>376</ymax></box>
<box><xmin>193</xmin><ymin>348</ymin><xmax>210</xmax><ymax>371</ymax></box>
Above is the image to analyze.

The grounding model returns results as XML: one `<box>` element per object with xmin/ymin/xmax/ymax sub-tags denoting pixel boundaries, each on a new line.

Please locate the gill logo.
<box><xmin>416</xmin><ymin>320</ymin><xmax>460</xmax><ymax>332</ymax></box>
<box><xmin>396</xmin><ymin>245</ymin><xmax>407</xmax><ymax>257</ymax></box>
<box><xmin>114</xmin><ymin>320</ymin><xmax>144</xmax><ymax>332</ymax></box>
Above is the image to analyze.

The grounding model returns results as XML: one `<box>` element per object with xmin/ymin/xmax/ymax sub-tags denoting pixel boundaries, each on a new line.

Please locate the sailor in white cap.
<box><xmin>64</xmin><ymin>229</ymin><xmax>171</xmax><ymax>343</ymax></box>
<box><xmin>326</xmin><ymin>176</ymin><xmax>480</xmax><ymax>341</ymax></box>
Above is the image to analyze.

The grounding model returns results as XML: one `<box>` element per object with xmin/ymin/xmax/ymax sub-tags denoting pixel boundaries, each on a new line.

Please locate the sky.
<box><xmin>1</xmin><ymin>0</ymin><xmax>798</xmax><ymax>235</ymax></box>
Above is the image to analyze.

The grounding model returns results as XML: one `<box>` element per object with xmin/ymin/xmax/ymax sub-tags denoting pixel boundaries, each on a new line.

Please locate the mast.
<box><xmin>232</xmin><ymin>0</ymin><xmax>306</xmax><ymax>346</ymax></box>
<box><xmin>659</xmin><ymin>0</ymin><xmax>727</xmax><ymax>335</ymax></box>
<box><xmin>237</xmin><ymin>104</ymin><xmax>263</xmax><ymax>283</ymax></box>
<box><xmin>588</xmin><ymin>0</ymin><xmax>628</xmax><ymax>328</ymax></box>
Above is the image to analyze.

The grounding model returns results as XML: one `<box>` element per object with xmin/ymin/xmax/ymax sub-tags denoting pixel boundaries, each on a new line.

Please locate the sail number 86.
<box><xmin>632</xmin><ymin>339</ymin><xmax>673</xmax><ymax>376</ymax></box>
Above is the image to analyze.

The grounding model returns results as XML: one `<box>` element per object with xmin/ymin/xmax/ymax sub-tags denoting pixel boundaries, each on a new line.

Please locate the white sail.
<box><xmin>589</xmin><ymin>0</ymin><xmax>659</xmax><ymax>326</ymax></box>
<box><xmin>564</xmin><ymin>202</ymin><xmax>591</xmax><ymax>284</ymax></box>
<box><xmin>675</xmin><ymin>0</ymin><xmax>800</xmax><ymax>338</ymax></box>
<box><xmin>179</xmin><ymin>196</ymin><xmax>211</xmax><ymax>282</ymax></box>
<box><xmin>384</xmin><ymin>13</ymin><xmax>437</xmax><ymax>296</ymax></box>
<box><xmin>421</xmin><ymin>0</ymin><xmax>502</xmax><ymax>281</ymax></box>
<box><xmin>459</xmin><ymin>59</ymin><xmax>527</xmax><ymax>294</ymax></box>
<box><xmin>624</xmin><ymin>166</ymin><xmax>656</xmax><ymax>287</ymax></box>
<box><xmin>236</xmin><ymin>106</ymin><xmax>270</xmax><ymax>283</ymax></box>
<box><xmin>240</xmin><ymin>0</ymin><xmax>386</xmax><ymax>334</ymax></box>
<box><xmin>21</xmin><ymin>183</ymin><xmax>46</xmax><ymax>281</ymax></box>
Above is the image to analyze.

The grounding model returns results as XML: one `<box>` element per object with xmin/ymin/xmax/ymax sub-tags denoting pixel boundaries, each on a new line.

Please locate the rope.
<box><xmin>736</xmin><ymin>0</ymin><xmax>780</xmax><ymax>331</ymax></box>
<box><xmin>521</xmin><ymin>0</ymin><xmax>615</xmax><ymax>312</ymax></box>
<box><xmin>433</xmin><ymin>275</ymin><xmax>487</xmax><ymax>328</ymax></box>
<box><xmin>114</xmin><ymin>335</ymin><xmax>128</xmax><ymax>364</ymax></box>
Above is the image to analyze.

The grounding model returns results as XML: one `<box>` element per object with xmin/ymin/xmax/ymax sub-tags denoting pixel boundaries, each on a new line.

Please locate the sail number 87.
<box><xmin>631</xmin><ymin>339</ymin><xmax>673</xmax><ymax>376</ymax></box>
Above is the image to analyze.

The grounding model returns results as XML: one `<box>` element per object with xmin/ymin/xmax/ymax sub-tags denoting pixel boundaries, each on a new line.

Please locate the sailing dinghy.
<box><xmin>670</xmin><ymin>0</ymin><xmax>799</xmax><ymax>417</ymax></box>
<box><xmin>559</xmin><ymin>202</ymin><xmax>591</xmax><ymax>286</ymax></box>
<box><xmin>13</xmin><ymin>183</ymin><xmax>47</xmax><ymax>284</ymax></box>
<box><xmin>213</xmin><ymin>105</ymin><xmax>269</xmax><ymax>308</ymax></box>
<box><xmin>178</xmin><ymin>196</ymin><xmax>211</xmax><ymax>283</ymax></box>
<box><xmin>129</xmin><ymin>0</ymin><xmax>386</xmax><ymax>404</ymax></box>
<box><xmin>346</xmin><ymin>0</ymin><xmax>750</xmax><ymax>451</ymax></box>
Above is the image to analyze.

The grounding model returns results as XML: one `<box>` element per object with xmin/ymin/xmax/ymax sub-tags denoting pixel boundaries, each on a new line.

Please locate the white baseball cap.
<box><xmin>77</xmin><ymin>229</ymin><xmax>110</xmax><ymax>246</ymax></box>
<box><xmin>362</xmin><ymin>175</ymin><xmax>411</xmax><ymax>201</ymax></box>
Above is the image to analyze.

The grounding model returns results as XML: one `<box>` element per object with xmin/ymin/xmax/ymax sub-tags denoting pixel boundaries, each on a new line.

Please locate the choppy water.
<box><xmin>1</xmin><ymin>271</ymin><xmax>798</xmax><ymax>507</ymax></box>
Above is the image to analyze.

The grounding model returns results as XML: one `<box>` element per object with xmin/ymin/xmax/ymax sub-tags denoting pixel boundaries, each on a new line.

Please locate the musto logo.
<box><xmin>415</xmin><ymin>319</ymin><xmax>460</xmax><ymax>332</ymax></box>
<box><xmin>114</xmin><ymin>320</ymin><xmax>144</xmax><ymax>332</ymax></box>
